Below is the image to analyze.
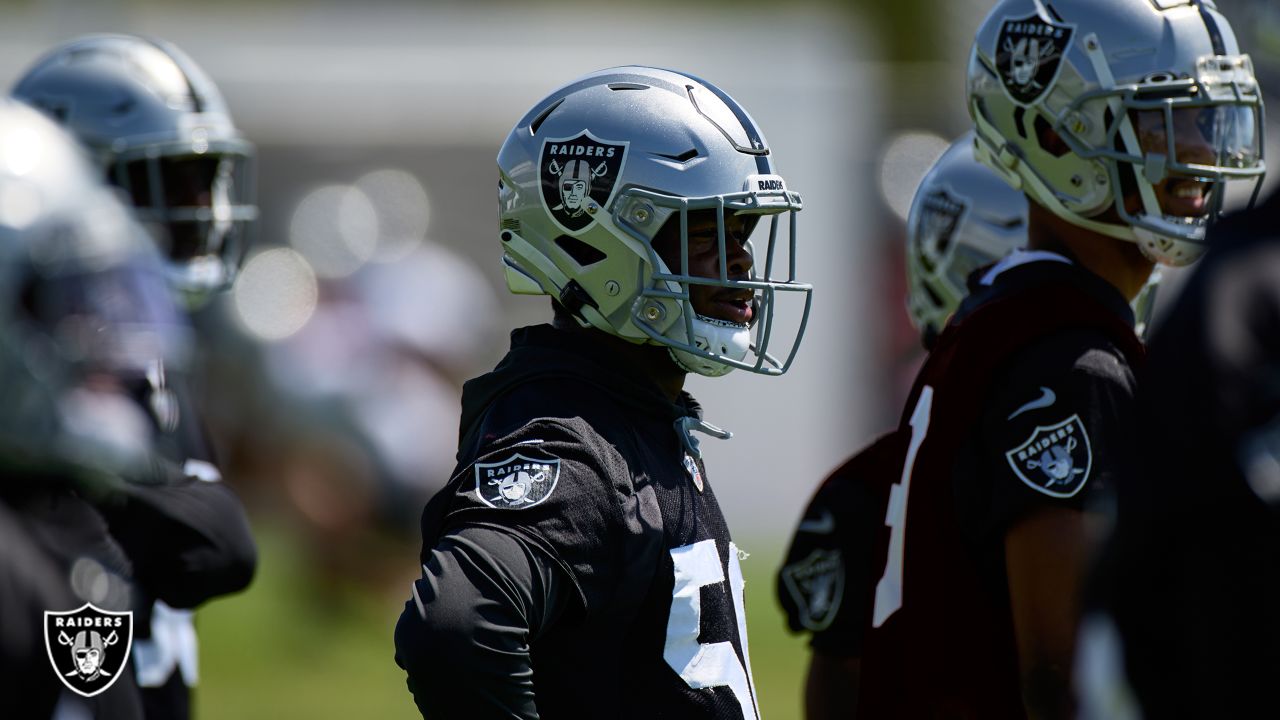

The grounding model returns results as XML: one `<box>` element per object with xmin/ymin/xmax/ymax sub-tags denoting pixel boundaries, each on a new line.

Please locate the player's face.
<box><xmin>1126</xmin><ymin>107</ymin><xmax>1230</xmax><ymax>218</ymax></box>
<box><xmin>653</xmin><ymin>210</ymin><xmax>757</xmax><ymax>325</ymax></box>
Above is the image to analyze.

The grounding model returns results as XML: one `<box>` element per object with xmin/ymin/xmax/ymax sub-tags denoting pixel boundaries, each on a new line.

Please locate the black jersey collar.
<box><xmin>955</xmin><ymin>256</ymin><xmax>1136</xmax><ymax>330</ymax></box>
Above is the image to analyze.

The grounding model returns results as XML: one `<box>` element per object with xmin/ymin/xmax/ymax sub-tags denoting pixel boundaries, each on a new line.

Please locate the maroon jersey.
<box><xmin>857</xmin><ymin>260</ymin><xmax>1144</xmax><ymax>719</ymax></box>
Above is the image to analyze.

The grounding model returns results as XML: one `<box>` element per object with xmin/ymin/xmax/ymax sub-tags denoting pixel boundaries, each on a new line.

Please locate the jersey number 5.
<box><xmin>665</xmin><ymin>539</ymin><xmax>760</xmax><ymax>720</ymax></box>
<box><xmin>873</xmin><ymin>385</ymin><xmax>934</xmax><ymax>628</ymax></box>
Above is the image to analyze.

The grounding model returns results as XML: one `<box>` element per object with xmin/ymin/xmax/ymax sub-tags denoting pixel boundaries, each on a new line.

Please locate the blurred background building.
<box><xmin>2</xmin><ymin>0</ymin><xmax>1275</xmax><ymax>718</ymax></box>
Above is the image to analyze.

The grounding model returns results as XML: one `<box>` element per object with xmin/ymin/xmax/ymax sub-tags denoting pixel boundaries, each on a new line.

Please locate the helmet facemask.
<box><xmin>615</xmin><ymin>185</ymin><xmax>810</xmax><ymax>377</ymax></box>
<box><xmin>107</xmin><ymin>137</ymin><xmax>257</xmax><ymax>300</ymax></box>
<box><xmin>1067</xmin><ymin>51</ymin><xmax>1264</xmax><ymax>265</ymax></box>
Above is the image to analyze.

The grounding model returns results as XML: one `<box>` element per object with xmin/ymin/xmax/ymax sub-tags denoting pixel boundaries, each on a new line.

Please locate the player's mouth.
<box><xmin>708</xmin><ymin>290</ymin><xmax>754</xmax><ymax>325</ymax></box>
<box><xmin>1160</xmin><ymin>178</ymin><xmax>1211</xmax><ymax>217</ymax></box>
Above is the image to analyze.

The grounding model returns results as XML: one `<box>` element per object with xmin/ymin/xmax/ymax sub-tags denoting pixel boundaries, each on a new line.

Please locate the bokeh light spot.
<box><xmin>233</xmin><ymin>247</ymin><xmax>319</xmax><ymax>341</ymax></box>
<box><xmin>879</xmin><ymin>131</ymin><xmax>950</xmax><ymax>222</ymax></box>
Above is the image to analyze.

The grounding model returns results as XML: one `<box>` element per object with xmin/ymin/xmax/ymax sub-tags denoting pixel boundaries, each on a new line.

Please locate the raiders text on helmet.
<box><xmin>12</xmin><ymin>34</ymin><xmax>258</xmax><ymax>298</ymax></box>
<box><xmin>496</xmin><ymin>66</ymin><xmax>812</xmax><ymax>377</ymax></box>
<box><xmin>968</xmin><ymin>0</ymin><xmax>1266</xmax><ymax>266</ymax></box>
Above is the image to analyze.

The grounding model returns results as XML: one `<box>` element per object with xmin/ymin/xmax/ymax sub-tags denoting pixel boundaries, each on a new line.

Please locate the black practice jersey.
<box><xmin>97</xmin><ymin>373</ymin><xmax>257</xmax><ymax>720</ymax></box>
<box><xmin>1086</xmin><ymin>191</ymin><xmax>1280</xmax><ymax>719</ymax></box>
<box><xmin>395</xmin><ymin>325</ymin><xmax>759</xmax><ymax>720</ymax></box>
<box><xmin>0</xmin><ymin>484</ymin><xmax>144</xmax><ymax>720</ymax></box>
<box><xmin>855</xmin><ymin>255</ymin><xmax>1143</xmax><ymax>718</ymax></box>
<box><xmin>777</xmin><ymin>432</ymin><xmax>902</xmax><ymax>657</ymax></box>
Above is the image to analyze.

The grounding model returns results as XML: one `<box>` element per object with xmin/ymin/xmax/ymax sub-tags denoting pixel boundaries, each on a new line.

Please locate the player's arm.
<box><xmin>394</xmin><ymin>524</ymin><xmax>573</xmax><ymax>720</ymax></box>
<box><xmin>986</xmin><ymin>344</ymin><xmax>1135</xmax><ymax>720</ymax></box>
<box><xmin>1004</xmin><ymin>505</ymin><xmax>1103</xmax><ymax>719</ymax></box>
<box><xmin>95</xmin><ymin>468</ymin><xmax>257</xmax><ymax>609</ymax></box>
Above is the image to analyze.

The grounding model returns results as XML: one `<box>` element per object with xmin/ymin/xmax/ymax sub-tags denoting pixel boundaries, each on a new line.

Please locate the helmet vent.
<box><xmin>554</xmin><ymin>234</ymin><xmax>607</xmax><ymax>266</ymax></box>
<box><xmin>607</xmin><ymin>82</ymin><xmax>649</xmax><ymax>91</ymax></box>
<box><xmin>654</xmin><ymin>148</ymin><xmax>699</xmax><ymax>163</ymax></box>
<box><xmin>529</xmin><ymin>99</ymin><xmax>565</xmax><ymax>136</ymax></box>
<box><xmin>1014</xmin><ymin>106</ymin><xmax>1029</xmax><ymax>140</ymax></box>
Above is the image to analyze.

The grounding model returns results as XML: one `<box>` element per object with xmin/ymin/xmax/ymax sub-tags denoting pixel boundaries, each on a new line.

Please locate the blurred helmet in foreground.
<box><xmin>968</xmin><ymin>0</ymin><xmax>1265</xmax><ymax>267</ymax></box>
<box><xmin>906</xmin><ymin>132</ymin><xmax>1028</xmax><ymax>344</ymax></box>
<box><xmin>496</xmin><ymin>66</ymin><xmax>812</xmax><ymax>377</ymax></box>
<box><xmin>12</xmin><ymin>34</ymin><xmax>257</xmax><ymax>301</ymax></box>
<box><xmin>0</xmin><ymin>98</ymin><xmax>189</xmax><ymax>483</ymax></box>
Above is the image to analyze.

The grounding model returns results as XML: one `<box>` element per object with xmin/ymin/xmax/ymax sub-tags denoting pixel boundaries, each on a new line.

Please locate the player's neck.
<box><xmin>1026</xmin><ymin>202</ymin><xmax>1154</xmax><ymax>303</ymax></box>
<box><xmin>550</xmin><ymin>316</ymin><xmax>687</xmax><ymax>402</ymax></box>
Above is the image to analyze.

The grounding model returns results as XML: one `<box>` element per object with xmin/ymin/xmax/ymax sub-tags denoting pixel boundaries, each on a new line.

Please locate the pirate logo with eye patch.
<box><xmin>996</xmin><ymin>13</ymin><xmax>1076</xmax><ymax>106</ymax></box>
<box><xmin>540</xmin><ymin>131</ymin><xmax>629</xmax><ymax>234</ymax></box>
<box><xmin>1005</xmin><ymin>414</ymin><xmax>1092</xmax><ymax>498</ymax></box>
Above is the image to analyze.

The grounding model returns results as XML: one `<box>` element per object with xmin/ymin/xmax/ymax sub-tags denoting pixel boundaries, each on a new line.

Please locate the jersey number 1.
<box><xmin>873</xmin><ymin>385</ymin><xmax>933</xmax><ymax>628</ymax></box>
<box><xmin>665</xmin><ymin>539</ymin><xmax>760</xmax><ymax>720</ymax></box>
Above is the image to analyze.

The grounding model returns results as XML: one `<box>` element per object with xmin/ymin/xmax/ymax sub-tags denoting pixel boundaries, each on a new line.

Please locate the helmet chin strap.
<box><xmin>668</xmin><ymin>314</ymin><xmax>750</xmax><ymax>377</ymax></box>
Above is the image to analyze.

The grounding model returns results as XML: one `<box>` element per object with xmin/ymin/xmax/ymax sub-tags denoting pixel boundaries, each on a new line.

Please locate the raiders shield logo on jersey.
<box><xmin>779</xmin><ymin>549</ymin><xmax>845</xmax><ymax>631</ymax></box>
<box><xmin>996</xmin><ymin>13</ymin><xmax>1076</xmax><ymax>106</ymax></box>
<box><xmin>917</xmin><ymin>189</ymin><xmax>966</xmax><ymax>269</ymax></box>
<box><xmin>475</xmin><ymin>453</ymin><xmax>561</xmax><ymax>509</ymax></box>
<box><xmin>44</xmin><ymin>604</ymin><xmax>134</xmax><ymax>698</ymax></box>
<box><xmin>1005</xmin><ymin>414</ymin><xmax>1092</xmax><ymax>498</ymax></box>
<box><xmin>540</xmin><ymin>131</ymin><xmax>629</xmax><ymax>234</ymax></box>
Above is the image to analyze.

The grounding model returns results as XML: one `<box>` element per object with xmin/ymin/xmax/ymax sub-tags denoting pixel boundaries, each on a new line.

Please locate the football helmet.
<box><xmin>0</xmin><ymin>98</ymin><xmax>188</xmax><ymax>482</ymax></box>
<box><xmin>496</xmin><ymin>66</ymin><xmax>811</xmax><ymax>377</ymax></box>
<box><xmin>12</xmin><ymin>34</ymin><xmax>257</xmax><ymax>300</ymax></box>
<box><xmin>906</xmin><ymin>132</ymin><xmax>1028</xmax><ymax>342</ymax></box>
<box><xmin>968</xmin><ymin>0</ymin><xmax>1265</xmax><ymax>266</ymax></box>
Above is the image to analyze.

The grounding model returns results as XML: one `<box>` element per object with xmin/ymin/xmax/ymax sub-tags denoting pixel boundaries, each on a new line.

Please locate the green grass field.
<box><xmin>197</xmin><ymin>526</ymin><xmax>809</xmax><ymax>719</ymax></box>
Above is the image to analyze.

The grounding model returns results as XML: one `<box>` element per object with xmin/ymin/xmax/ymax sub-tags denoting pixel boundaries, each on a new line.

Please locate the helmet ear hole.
<box><xmin>1034</xmin><ymin>116</ymin><xmax>1071</xmax><ymax>158</ymax></box>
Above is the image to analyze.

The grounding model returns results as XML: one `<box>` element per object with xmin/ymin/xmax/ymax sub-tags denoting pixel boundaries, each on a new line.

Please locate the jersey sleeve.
<box><xmin>430</xmin><ymin>417</ymin><xmax>649</xmax><ymax>620</ymax></box>
<box><xmin>976</xmin><ymin>330</ymin><xmax>1137</xmax><ymax>535</ymax></box>
<box><xmin>395</xmin><ymin>524</ymin><xmax>573</xmax><ymax>720</ymax></box>
<box><xmin>96</xmin><ymin>470</ymin><xmax>257</xmax><ymax>609</ymax></box>
<box><xmin>777</xmin><ymin>432</ymin><xmax>903</xmax><ymax>657</ymax></box>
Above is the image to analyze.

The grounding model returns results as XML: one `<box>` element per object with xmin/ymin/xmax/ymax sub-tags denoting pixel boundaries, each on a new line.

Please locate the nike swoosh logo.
<box><xmin>798</xmin><ymin>510</ymin><xmax>836</xmax><ymax>534</ymax></box>
<box><xmin>1008</xmin><ymin>386</ymin><xmax>1056</xmax><ymax>420</ymax></box>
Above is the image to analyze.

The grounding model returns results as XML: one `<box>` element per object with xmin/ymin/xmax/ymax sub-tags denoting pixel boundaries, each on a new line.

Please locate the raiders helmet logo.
<box><xmin>995</xmin><ymin>13</ymin><xmax>1076</xmax><ymax>106</ymax></box>
<box><xmin>916</xmin><ymin>189</ymin><xmax>966</xmax><ymax>271</ymax></box>
<box><xmin>780</xmin><ymin>549</ymin><xmax>845</xmax><ymax>632</ymax></box>
<box><xmin>539</xmin><ymin>131</ymin><xmax>629</xmax><ymax>234</ymax></box>
<box><xmin>44</xmin><ymin>604</ymin><xmax>134</xmax><ymax>698</ymax></box>
<box><xmin>474</xmin><ymin>453</ymin><xmax>561</xmax><ymax>509</ymax></box>
<box><xmin>1005</xmin><ymin>414</ymin><xmax>1092</xmax><ymax>498</ymax></box>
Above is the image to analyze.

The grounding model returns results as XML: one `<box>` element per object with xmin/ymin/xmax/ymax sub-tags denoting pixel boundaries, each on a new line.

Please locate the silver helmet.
<box><xmin>968</xmin><ymin>0</ymin><xmax>1265</xmax><ymax>266</ymax></box>
<box><xmin>0</xmin><ymin>98</ymin><xmax>188</xmax><ymax>482</ymax></box>
<box><xmin>12</xmin><ymin>34</ymin><xmax>257</xmax><ymax>299</ymax></box>
<box><xmin>906</xmin><ymin>132</ymin><xmax>1028</xmax><ymax>341</ymax></box>
<box><xmin>496</xmin><ymin>66</ymin><xmax>811</xmax><ymax>377</ymax></box>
